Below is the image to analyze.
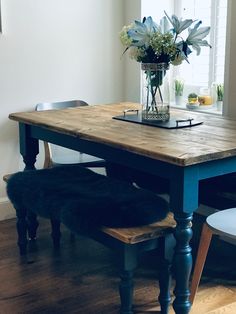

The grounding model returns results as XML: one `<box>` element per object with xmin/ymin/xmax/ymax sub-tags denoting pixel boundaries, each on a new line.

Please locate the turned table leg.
<box><xmin>172</xmin><ymin>213</ymin><xmax>193</xmax><ymax>314</ymax></box>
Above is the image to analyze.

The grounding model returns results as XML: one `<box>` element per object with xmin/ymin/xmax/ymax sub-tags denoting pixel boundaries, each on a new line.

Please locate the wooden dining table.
<box><xmin>9</xmin><ymin>102</ymin><xmax>236</xmax><ymax>314</ymax></box>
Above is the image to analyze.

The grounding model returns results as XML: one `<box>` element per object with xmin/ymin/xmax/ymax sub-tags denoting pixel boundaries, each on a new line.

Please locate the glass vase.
<box><xmin>141</xmin><ymin>63</ymin><xmax>170</xmax><ymax>121</ymax></box>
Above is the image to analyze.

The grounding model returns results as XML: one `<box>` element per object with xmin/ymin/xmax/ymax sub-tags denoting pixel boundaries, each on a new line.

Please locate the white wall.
<box><xmin>1</xmin><ymin>0</ymin><xmax>236</xmax><ymax>220</ymax></box>
<box><xmin>0</xmin><ymin>0</ymin><xmax>125</xmax><ymax>219</ymax></box>
<box><xmin>123</xmin><ymin>0</ymin><xmax>141</xmax><ymax>102</ymax></box>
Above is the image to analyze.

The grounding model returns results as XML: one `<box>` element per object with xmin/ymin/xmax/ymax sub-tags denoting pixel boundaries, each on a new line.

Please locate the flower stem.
<box><xmin>158</xmin><ymin>86</ymin><xmax>163</xmax><ymax>104</ymax></box>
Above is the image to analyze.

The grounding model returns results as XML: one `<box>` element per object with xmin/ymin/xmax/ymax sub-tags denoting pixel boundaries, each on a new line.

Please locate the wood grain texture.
<box><xmin>0</xmin><ymin>217</ymin><xmax>236</xmax><ymax>313</ymax></box>
<box><xmin>8</xmin><ymin>102</ymin><xmax>236</xmax><ymax>166</ymax></box>
<box><xmin>189</xmin><ymin>286</ymin><xmax>236</xmax><ymax>314</ymax></box>
<box><xmin>102</xmin><ymin>212</ymin><xmax>175</xmax><ymax>244</ymax></box>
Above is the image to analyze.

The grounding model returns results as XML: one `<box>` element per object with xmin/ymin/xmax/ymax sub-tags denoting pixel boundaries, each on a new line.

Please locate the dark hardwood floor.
<box><xmin>0</xmin><ymin>218</ymin><xmax>162</xmax><ymax>314</ymax></box>
<box><xmin>0</xmin><ymin>215</ymin><xmax>236</xmax><ymax>313</ymax></box>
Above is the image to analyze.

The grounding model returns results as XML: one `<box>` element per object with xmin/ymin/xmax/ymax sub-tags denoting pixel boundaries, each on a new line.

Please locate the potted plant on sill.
<box><xmin>216</xmin><ymin>84</ymin><xmax>224</xmax><ymax>111</ymax></box>
<box><xmin>186</xmin><ymin>93</ymin><xmax>199</xmax><ymax>109</ymax></box>
<box><xmin>175</xmin><ymin>79</ymin><xmax>184</xmax><ymax>105</ymax></box>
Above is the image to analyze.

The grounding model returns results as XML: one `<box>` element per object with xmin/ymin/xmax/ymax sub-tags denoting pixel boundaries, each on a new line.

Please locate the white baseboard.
<box><xmin>0</xmin><ymin>197</ymin><xmax>16</xmax><ymax>221</ymax></box>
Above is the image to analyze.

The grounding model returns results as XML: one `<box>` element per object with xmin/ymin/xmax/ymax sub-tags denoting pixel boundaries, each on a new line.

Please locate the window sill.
<box><xmin>170</xmin><ymin>102</ymin><xmax>222</xmax><ymax>116</ymax></box>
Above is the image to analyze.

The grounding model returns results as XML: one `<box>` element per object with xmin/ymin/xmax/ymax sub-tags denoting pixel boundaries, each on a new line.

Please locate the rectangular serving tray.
<box><xmin>113</xmin><ymin>112</ymin><xmax>203</xmax><ymax>129</ymax></box>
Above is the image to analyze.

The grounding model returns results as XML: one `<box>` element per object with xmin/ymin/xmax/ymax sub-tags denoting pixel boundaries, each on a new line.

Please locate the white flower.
<box><xmin>186</xmin><ymin>21</ymin><xmax>211</xmax><ymax>55</ymax></box>
<box><xmin>127</xmin><ymin>17</ymin><xmax>158</xmax><ymax>48</ymax></box>
<box><xmin>119</xmin><ymin>12</ymin><xmax>211</xmax><ymax>64</ymax></box>
<box><xmin>164</xmin><ymin>11</ymin><xmax>193</xmax><ymax>35</ymax></box>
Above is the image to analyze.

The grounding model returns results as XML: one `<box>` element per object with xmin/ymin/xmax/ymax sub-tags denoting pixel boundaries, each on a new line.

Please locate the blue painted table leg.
<box><xmin>19</xmin><ymin>123</ymin><xmax>39</xmax><ymax>170</ymax></box>
<box><xmin>19</xmin><ymin>123</ymin><xmax>40</xmax><ymax>249</ymax></box>
<box><xmin>172</xmin><ymin>213</ymin><xmax>193</xmax><ymax>314</ymax></box>
<box><xmin>169</xmin><ymin>165</ymin><xmax>199</xmax><ymax>313</ymax></box>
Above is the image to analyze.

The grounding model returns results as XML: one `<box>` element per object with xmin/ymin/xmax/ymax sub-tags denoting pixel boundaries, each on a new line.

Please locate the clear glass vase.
<box><xmin>141</xmin><ymin>63</ymin><xmax>170</xmax><ymax>121</ymax></box>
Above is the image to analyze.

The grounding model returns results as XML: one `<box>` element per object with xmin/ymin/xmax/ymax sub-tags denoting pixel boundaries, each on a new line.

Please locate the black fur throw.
<box><xmin>7</xmin><ymin>165</ymin><xmax>169</xmax><ymax>234</ymax></box>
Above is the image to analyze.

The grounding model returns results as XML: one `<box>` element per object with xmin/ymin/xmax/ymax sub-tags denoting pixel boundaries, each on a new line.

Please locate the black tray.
<box><xmin>113</xmin><ymin>112</ymin><xmax>203</xmax><ymax>129</ymax></box>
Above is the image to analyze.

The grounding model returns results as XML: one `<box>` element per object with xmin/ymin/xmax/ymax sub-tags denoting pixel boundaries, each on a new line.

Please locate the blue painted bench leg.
<box><xmin>15</xmin><ymin>207</ymin><xmax>28</xmax><ymax>255</ymax></box>
<box><xmin>50</xmin><ymin>218</ymin><xmax>61</xmax><ymax>249</ymax></box>
<box><xmin>119</xmin><ymin>270</ymin><xmax>134</xmax><ymax>314</ymax></box>
<box><xmin>15</xmin><ymin>206</ymin><xmax>60</xmax><ymax>254</ymax></box>
<box><xmin>15</xmin><ymin>206</ymin><xmax>39</xmax><ymax>255</ymax></box>
<box><xmin>27</xmin><ymin>210</ymin><xmax>39</xmax><ymax>240</ymax></box>
<box><xmin>119</xmin><ymin>245</ymin><xmax>138</xmax><ymax>314</ymax></box>
<box><xmin>118</xmin><ymin>237</ymin><xmax>174</xmax><ymax>314</ymax></box>
<box><xmin>158</xmin><ymin>234</ymin><xmax>175</xmax><ymax>314</ymax></box>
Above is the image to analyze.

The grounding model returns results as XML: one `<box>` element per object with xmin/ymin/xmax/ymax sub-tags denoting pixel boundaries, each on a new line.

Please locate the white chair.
<box><xmin>35</xmin><ymin>100</ymin><xmax>105</xmax><ymax>169</ymax></box>
<box><xmin>190</xmin><ymin>207</ymin><xmax>236</xmax><ymax>304</ymax></box>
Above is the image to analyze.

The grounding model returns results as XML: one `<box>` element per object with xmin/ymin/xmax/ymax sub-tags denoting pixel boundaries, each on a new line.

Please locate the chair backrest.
<box><xmin>35</xmin><ymin>100</ymin><xmax>88</xmax><ymax>112</ymax></box>
<box><xmin>35</xmin><ymin>100</ymin><xmax>89</xmax><ymax>168</ymax></box>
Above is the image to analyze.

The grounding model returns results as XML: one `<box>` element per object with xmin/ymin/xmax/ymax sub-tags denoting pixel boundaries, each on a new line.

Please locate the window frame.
<box><xmin>141</xmin><ymin>0</ymin><xmax>228</xmax><ymax>115</ymax></box>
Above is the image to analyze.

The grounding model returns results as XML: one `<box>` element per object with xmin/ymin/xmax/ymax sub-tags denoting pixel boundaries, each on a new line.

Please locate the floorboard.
<box><xmin>0</xmin><ymin>215</ymin><xmax>235</xmax><ymax>314</ymax></box>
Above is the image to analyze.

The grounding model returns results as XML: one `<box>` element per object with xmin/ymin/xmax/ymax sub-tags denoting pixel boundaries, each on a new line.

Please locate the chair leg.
<box><xmin>118</xmin><ymin>245</ymin><xmax>138</xmax><ymax>314</ymax></box>
<box><xmin>158</xmin><ymin>234</ymin><xmax>175</xmax><ymax>314</ymax></box>
<box><xmin>190</xmin><ymin>223</ymin><xmax>213</xmax><ymax>304</ymax></box>
<box><xmin>50</xmin><ymin>218</ymin><xmax>61</xmax><ymax>249</ymax></box>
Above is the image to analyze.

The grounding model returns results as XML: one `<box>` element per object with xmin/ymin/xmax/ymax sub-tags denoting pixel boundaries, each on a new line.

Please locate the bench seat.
<box><xmin>6</xmin><ymin>165</ymin><xmax>175</xmax><ymax>314</ymax></box>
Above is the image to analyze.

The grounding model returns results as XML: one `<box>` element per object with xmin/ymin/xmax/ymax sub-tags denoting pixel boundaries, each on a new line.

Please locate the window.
<box><xmin>141</xmin><ymin>0</ymin><xmax>228</xmax><ymax>113</ymax></box>
<box><xmin>178</xmin><ymin>0</ymin><xmax>227</xmax><ymax>87</ymax></box>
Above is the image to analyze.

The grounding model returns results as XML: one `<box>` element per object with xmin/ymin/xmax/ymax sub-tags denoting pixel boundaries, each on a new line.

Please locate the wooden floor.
<box><xmin>0</xmin><ymin>215</ymin><xmax>236</xmax><ymax>314</ymax></box>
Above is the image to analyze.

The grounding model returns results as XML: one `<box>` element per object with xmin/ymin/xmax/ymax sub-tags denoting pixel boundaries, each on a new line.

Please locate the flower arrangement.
<box><xmin>119</xmin><ymin>12</ymin><xmax>211</xmax><ymax>120</ymax></box>
<box><xmin>119</xmin><ymin>11</ymin><xmax>211</xmax><ymax>65</ymax></box>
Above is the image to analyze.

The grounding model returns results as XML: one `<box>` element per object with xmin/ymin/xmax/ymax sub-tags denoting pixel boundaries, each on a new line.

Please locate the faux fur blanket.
<box><xmin>7</xmin><ymin>165</ymin><xmax>169</xmax><ymax>234</ymax></box>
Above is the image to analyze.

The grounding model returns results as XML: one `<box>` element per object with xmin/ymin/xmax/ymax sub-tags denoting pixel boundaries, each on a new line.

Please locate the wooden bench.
<box><xmin>6</xmin><ymin>165</ymin><xmax>176</xmax><ymax>314</ymax></box>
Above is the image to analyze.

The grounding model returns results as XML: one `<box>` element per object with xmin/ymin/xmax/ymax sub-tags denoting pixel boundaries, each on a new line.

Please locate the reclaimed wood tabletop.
<box><xmin>9</xmin><ymin>102</ymin><xmax>236</xmax><ymax>167</ymax></box>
